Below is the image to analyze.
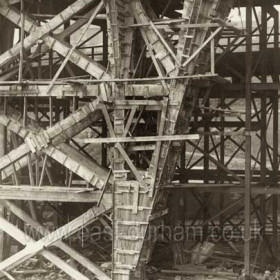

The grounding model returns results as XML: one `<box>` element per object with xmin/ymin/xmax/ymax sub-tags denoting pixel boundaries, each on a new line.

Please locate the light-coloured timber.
<box><xmin>0</xmin><ymin>3</ymin><xmax>111</xmax><ymax>81</ymax></box>
<box><xmin>0</xmin><ymin>185</ymin><xmax>112</xmax><ymax>203</ymax></box>
<box><xmin>0</xmin><ymin>99</ymin><xmax>102</xmax><ymax>172</ymax></box>
<box><xmin>0</xmin><ymin>202</ymin><xmax>111</xmax><ymax>272</ymax></box>
<box><xmin>0</xmin><ymin>107</ymin><xmax>111</xmax><ymax>188</ymax></box>
<box><xmin>44</xmin><ymin>143</ymin><xmax>112</xmax><ymax>188</ymax></box>
<box><xmin>131</xmin><ymin>0</ymin><xmax>177</xmax><ymax>76</ymax></box>
<box><xmin>4</xmin><ymin>200</ymin><xmax>111</xmax><ymax>280</ymax></box>
<box><xmin>85</xmin><ymin>134</ymin><xmax>199</xmax><ymax>143</ymax></box>
<box><xmin>0</xmin><ymin>0</ymin><xmax>99</xmax><ymax>68</ymax></box>
<box><xmin>0</xmin><ymin>215</ymin><xmax>92</xmax><ymax>280</ymax></box>
<box><xmin>0</xmin><ymin>84</ymin><xmax>166</xmax><ymax>97</ymax></box>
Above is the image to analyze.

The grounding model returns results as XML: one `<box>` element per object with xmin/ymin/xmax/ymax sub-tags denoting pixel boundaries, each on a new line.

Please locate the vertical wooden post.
<box><xmin>245</xmin><ymin>1</ymin><xmax>252</xmax><ymax>278</ymax></box>
<box><xmin>272</xmin><ymin>94</ymin><xmax>278</xmax><ymax>260</ymax></box>
<box><xmin>0</xmin><ymin>98</ymin><xmax>7</xmax><ymax>261</ymax></box>
<box><xmin>0</xmin><ymin>98</ymin><xmax>7</xmax><ymax>262</ymax></box>
<box><xmin>102</xmin><ymin>24</ymin><xmax>108</xmax><ymax>66</ymax></box>
<box><xmin>260</xmin><ymin>4</ymin><xmax>268</xmax><ymax>272</ymax></box>
<box><xmin>219</xmin><ymin>95</ymin><xmax>225</xmax><ymax>235</ymax></box>
<box><xmin>102</xmin><ymin>117</ymin><xmax>107</xmax><ymax>167</ymax></box>
<box><xmin>18</xmin><ymin>0</ymin><xmax>25</xmax><ymax>83</ymax></box>
<box><xmin>0</xmin><ymin>201</ymin><xmax>4</xmax><ymax>261</ymax></box>
<box><xmin>49</xmin><ymin>48</ymin><xmax>54</xmax><ymax>127</ymax></box>
<box><xmin>203</xmin><ymin>100</ymin><xmax>210</xmax><ymax>241</ymax></box>
<box><xmin>210</xmin><ymin>34</ymin><xmax>215</xmax><ymax>74</ymax></box>
<box><xmin>272</xmin><ymin>6</ymin><xmax>279</xmax><ymax>260</ymax></box>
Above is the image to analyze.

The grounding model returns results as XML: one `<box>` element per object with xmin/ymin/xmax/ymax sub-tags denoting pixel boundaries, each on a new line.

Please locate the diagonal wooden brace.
<box><xmin>0</xmin><ymin>106</ymin><xmax>111</xmax><ymax>188</ymax></box>
<box><xmin>0</xmin><ymin>99</ymin><xmax>102</xmax><ymax>173</ymax></box>
<box><xmin>0</xmin><ymin>203</ymin><xmax>111</xmax><ymax>274</ymax></box>
<box><xmin>0</xmin><ymin>2</ymin><xmax>111</xmax><ymax>81</ymax></box>
<box><xmin>3</xmin><ymin>200</ymin><xmax>111</xmax><ymax>280</ymax></box>
<box><xmin>0</xmin><ymin>217</ymin><xmax>91</xmax><ymax>280</ymax></box>
<box><xmin>0</xmin><ymin>0</ymin><xmax>100</xmax><ymax>69</ymax></box>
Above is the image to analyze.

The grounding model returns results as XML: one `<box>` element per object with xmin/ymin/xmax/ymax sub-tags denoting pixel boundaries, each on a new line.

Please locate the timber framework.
<box><xmin>0</xmin><ymin>0</ymin><xmax>279</xmax><ymax>279</ymax></box>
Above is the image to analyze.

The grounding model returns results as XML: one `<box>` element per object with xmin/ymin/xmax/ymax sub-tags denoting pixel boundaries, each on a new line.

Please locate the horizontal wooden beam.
<box><xmin>0</xmin><ymin>84</ymin><xmax>100</xmax><ymax>97</ymax></box>
<box><xmin>0</xmin><ymin>74</ymin><xmax>217</xmax><ymax>85</ymax></box>
<box><xmin>164</xmin><ymin>184</ymin><xmax>280</xmax><ymax>195</ymax></box>
<box><xmin>63</xmin><ymin>74</ymin><xmax>217</xmax><ymax>83</ymax></box>
<box><xmin>0</xmin><ymin>185</ymin><xmax>112</xmax><ymax>204</ymax></box>
<box><xmin>0</xmin><ymin>84</ymin><xmax>166</xmax><ymax>97</ymax></box>
<box><xmin>30</xmin><ymin>13</ymin><xmax>107</xmax><ymax>20</ymax></box>
<box><xmin>84</xmin><ymin>134</ymin><xmax>199</xmax><ymax>144</ymax></box>
<box><xmin>223</xmin><ymin>83</ymin><xmax>280</xmax><ymax>92</ymax></box>
<box><xmin>123</xmin><ymin>22</ymin><xmax>238</xmax><ymax>29</ymax></box>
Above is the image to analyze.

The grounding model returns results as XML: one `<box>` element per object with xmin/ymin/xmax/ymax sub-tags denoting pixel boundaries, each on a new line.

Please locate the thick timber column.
<box><xmin>0</xmin><ymin>15</ymin><xmax>13</xmax><ymax>261</ymax></box>
<box><xmin>104</xmin><ymin>1</ymin><xmax>126</xmax><ymax>279</ymax></box>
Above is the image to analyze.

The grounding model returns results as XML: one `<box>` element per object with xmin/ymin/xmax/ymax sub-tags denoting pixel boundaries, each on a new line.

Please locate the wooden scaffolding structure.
<box><xmin>0</xmin><ymin>0</ymin><xmax>279</xmax><ymax>279</ymax></box>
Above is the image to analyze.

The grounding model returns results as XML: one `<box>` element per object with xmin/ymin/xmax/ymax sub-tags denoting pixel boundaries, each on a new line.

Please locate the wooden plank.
<box><xmin>124</xmin><ymin>22</ymin><xmax>237</xmax><ymax>29</ymax></box>
<box><xmin>115</xmin><ymin>100</ymin><xmax>167</xmax><ymax>106</ymax></box>
<box><xmin>0</xmin><ymin>84</ymin><xmax>167</xmax><ymax>98</ymax></box>
<box><xmin>132</xmin><ymin>183</ymin><xmax>140</xmax><ymax>214</ymax></box>
<box><xmin>0</xmin><ymin>185</ymin><xmax>112</xmax><ymax>203</ymax></box>
<box><xmin>127</xmin><ymin>145</ymin><xmax>155</xmax><ymax>152</ymax></box>
<box><xmin>85</xmin><ymin>134</ymin><xmax>199</xmax><ymax>143</ymax></box>
<box><xmin>0</xmin><ymin>73</ymin><xmax>216</xmax><ymax>85</ymax></box>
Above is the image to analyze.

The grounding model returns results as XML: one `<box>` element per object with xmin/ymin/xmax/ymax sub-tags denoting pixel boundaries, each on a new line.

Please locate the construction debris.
<box><xmin>191</xmin><ymin>242</ymin><xmax>215</xmax><ymax>265</ymax></box>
